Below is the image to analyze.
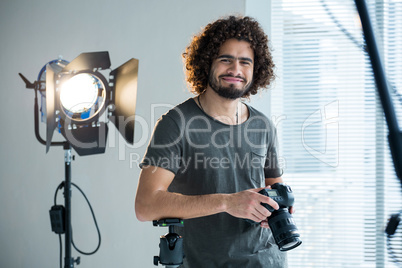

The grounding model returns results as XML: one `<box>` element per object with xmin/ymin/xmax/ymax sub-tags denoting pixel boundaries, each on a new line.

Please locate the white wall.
<box><xmin>246</xmin><ymin>0</ymin><xmax>274</xmax><ymax>117</ymax></box>
<box><xmin>0</xmin><ymin>1</ymin><xmax>246</xmax><ymax>267</ymax></box>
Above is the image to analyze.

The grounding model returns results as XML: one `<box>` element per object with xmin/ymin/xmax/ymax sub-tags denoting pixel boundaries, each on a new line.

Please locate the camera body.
<box><xmin>259</xmin><ymin>183</ymin><xmax>295</xmax><ymax>212</ymax></box>
<box><xmin>250</xmin><ymin>183</ymin><xmax>302</xmax><ymax>251</ymax></box>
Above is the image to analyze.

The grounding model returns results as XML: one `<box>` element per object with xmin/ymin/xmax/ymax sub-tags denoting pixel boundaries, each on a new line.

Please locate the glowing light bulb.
<box><xmin>60</xmin><ymin>73</ymin><xmax>100</xmax><ymax>115</ymax></box>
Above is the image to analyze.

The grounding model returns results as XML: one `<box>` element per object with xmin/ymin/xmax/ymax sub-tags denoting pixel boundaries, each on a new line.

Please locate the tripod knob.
<box><xmin>154</xmin><ymin>256</ymin><xmax>160</xmax><ymax>266</ymax></box>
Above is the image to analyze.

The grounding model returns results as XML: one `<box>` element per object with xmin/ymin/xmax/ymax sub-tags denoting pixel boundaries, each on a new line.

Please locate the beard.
<box><xmin>208</xmin><ymin>74</ymin><xmax>252</xmax><ymax>100</ymax></box>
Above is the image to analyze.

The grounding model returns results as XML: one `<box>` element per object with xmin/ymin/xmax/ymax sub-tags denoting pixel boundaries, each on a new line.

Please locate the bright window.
<box><xmin>269</xmin><ymin>0</ymin><xmax>402</xmax><ymax>267</ymax></box>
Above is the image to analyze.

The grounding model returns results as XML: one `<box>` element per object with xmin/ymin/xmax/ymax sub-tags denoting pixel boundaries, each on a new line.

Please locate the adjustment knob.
<box><xmin>154</xmin><ymin>256</ymin><xmax>160</xmax><ymax>266</ymax></box>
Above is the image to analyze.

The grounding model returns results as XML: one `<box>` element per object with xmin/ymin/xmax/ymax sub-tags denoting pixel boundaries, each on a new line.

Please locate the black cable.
<box><xmin>54</xmin><ymin>182</ymin><xmax>64</xmax><ymax>206</ymax></box>
<box><xmin>70</xmin><ymin>182</ymin><xmax>102</xmax><ymax>255</ymax></box>
<box><xmin>320</xmin><ymin>0</ymin><xmax>402</xmax><ymax>105</ymax></box>
<box><xmin>53</xmin><ymin>181</ymin><xmax>101</xmax><ymax>267</ymax></box>
<box><xmin>58</xmin><ymin>234</ymin><xmax>62</xmax><ymax>268</ymax></box>
<box><xmin>320</xmin><ymin>0</ymin><xmax>366</xmax><ymax>51</ymax></box>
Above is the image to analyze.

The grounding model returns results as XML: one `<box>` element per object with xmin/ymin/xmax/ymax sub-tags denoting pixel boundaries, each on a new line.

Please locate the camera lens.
<box><xmin>268</xmin><ymin>208</ymin><xmax>302</xmax><ymax>251</ymax></box>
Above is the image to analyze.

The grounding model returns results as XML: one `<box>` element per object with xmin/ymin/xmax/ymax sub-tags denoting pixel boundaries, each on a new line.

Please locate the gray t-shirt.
<box><xmin>140</xmin><ymin>98</ymin><xmax>287</xmax><ymax>267</ymax></box>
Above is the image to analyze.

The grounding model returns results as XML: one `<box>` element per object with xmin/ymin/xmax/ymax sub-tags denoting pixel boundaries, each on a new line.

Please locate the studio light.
<box><xmin>59</xmin><ymin>73</ymin><xmax>105</xmax><ymax>120</ymax></box>
<box><xmin>20</xmin><ymin>51</ymin><xmax>139</xmax><ymax>156</ymax></box>
<box><xmin>19</xmin><ymin>51</ymin><xmax>139</xmax><ymax>268</ymax></box>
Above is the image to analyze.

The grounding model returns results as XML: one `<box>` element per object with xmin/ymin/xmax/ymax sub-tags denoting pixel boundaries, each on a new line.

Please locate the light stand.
<box><xmin>30</xmin><ymin>78</ymin><xmax>81</xmax><ymax>267</ymax></box>
<box><xmin>354</xmin><ymin>0</ymin><xmax>402</xmax><ymax>183</ymax></box>
<box><xmin>21</xmin><ymin>73</ymin><xmax>79</xmax><ymax>266</ymax></box>
<box><xmin>354</xmin><ymin>0</ymin><xmax>402</xmax><ymax>265</ymax></box>
<box><xmin>20</xmin><ymin>51</ymin><xmax>139</xmax><ymax>268</ymax></box>
<box><xmin>63</xmin><ymin>144</ymin><xmax>78</xmax><ymax>268</ymax></box>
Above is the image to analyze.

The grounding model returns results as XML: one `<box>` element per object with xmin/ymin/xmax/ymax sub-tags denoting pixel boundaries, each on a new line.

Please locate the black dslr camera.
<box><xmin>249</xmin><ymin>183</ymin><xmax>302</xmax><ymax>251</ymax></box>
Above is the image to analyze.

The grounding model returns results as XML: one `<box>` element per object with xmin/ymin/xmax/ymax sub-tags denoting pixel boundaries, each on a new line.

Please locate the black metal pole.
<box><xmin>354</xmin><ymin>0</ymin><xmax>399</xmax><ymax>133</ymax></box>
<box><xmin>354</xmin><ymin>0</ymin><xmax>402</xmax><ymax>181</ymax></box>
<box><xmin>64</xmin><ymin>144</ymin><xmax>74</xmax><ymax>268</ymax></box>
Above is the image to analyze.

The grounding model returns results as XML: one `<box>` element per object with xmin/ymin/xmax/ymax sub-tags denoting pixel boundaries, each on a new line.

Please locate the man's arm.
<box><xmin>265</xmin><ymin>177</ymin><xmax>284</xmax><ymax>187</ymax></box>
<box><xmin>135</xmin><ymin>165</ymin><xmax>279</xmax><ymax>222</ymax></box>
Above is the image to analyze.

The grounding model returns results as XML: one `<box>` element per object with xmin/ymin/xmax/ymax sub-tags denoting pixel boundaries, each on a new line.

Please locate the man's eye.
<box><xmin>221</xmin><ymin>59</ymin><xmax>230</xmax><ymax>63</ymax></box>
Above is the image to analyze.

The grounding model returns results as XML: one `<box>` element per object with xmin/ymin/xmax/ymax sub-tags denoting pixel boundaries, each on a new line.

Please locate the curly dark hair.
<box><xmin>183</xmin><ymin>15</ymin><xmax>275</xmax><ymax>98</ymax></box>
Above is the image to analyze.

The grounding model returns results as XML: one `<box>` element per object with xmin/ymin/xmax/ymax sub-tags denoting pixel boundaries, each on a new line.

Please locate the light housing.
<box><xmin>22</xmin><ymin>51</ymin><xmax>138</xmax><ymax>156</ymax></box>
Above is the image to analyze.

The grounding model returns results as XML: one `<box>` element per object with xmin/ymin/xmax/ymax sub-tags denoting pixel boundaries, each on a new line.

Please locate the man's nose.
<box><xmin>227</xmin><ymin>60</ymin><xmax>241</xmax><ymax>76</ymax></box>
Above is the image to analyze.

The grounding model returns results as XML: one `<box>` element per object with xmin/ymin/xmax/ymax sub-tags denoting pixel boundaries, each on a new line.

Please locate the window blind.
<box><xmin>269</xmin><ymin>0</ymin><xmax>402</xmax><ymax>267</ymax></box>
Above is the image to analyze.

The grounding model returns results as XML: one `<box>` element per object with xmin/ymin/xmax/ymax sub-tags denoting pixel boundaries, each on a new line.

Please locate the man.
<box><xmin>136</xmin><ymin>16</ymin><xmax>290</xmax><ymax>267</ymax></box>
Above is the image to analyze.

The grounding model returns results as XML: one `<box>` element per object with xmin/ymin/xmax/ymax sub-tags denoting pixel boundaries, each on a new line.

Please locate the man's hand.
<box><xmin>260</xmin><ymin>206</ymin><xmax>296</xmax><ymax>229</ymax></box>
<box><xmin>225</xmin><ymin>187</ymin><xmax>279</xmax><ymax>223</ymax></box>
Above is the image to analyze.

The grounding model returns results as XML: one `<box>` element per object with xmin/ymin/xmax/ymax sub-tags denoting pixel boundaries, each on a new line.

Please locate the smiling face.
<box><xmin>207</xmin><ymin>38</ymin><xmax>254</xmax><ymax>99</ymax></box>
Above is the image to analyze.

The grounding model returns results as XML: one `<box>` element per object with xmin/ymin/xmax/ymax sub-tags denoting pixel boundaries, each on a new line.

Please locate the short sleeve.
<box><xmin>264</xmin><ymin>123</ymin><xmax>283</xmax><ymax>178</ymax></box>
<box><xmin>140</xmin><ymin>115</ymin><xmax>183</xmax><ymax>175</ymax></box>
